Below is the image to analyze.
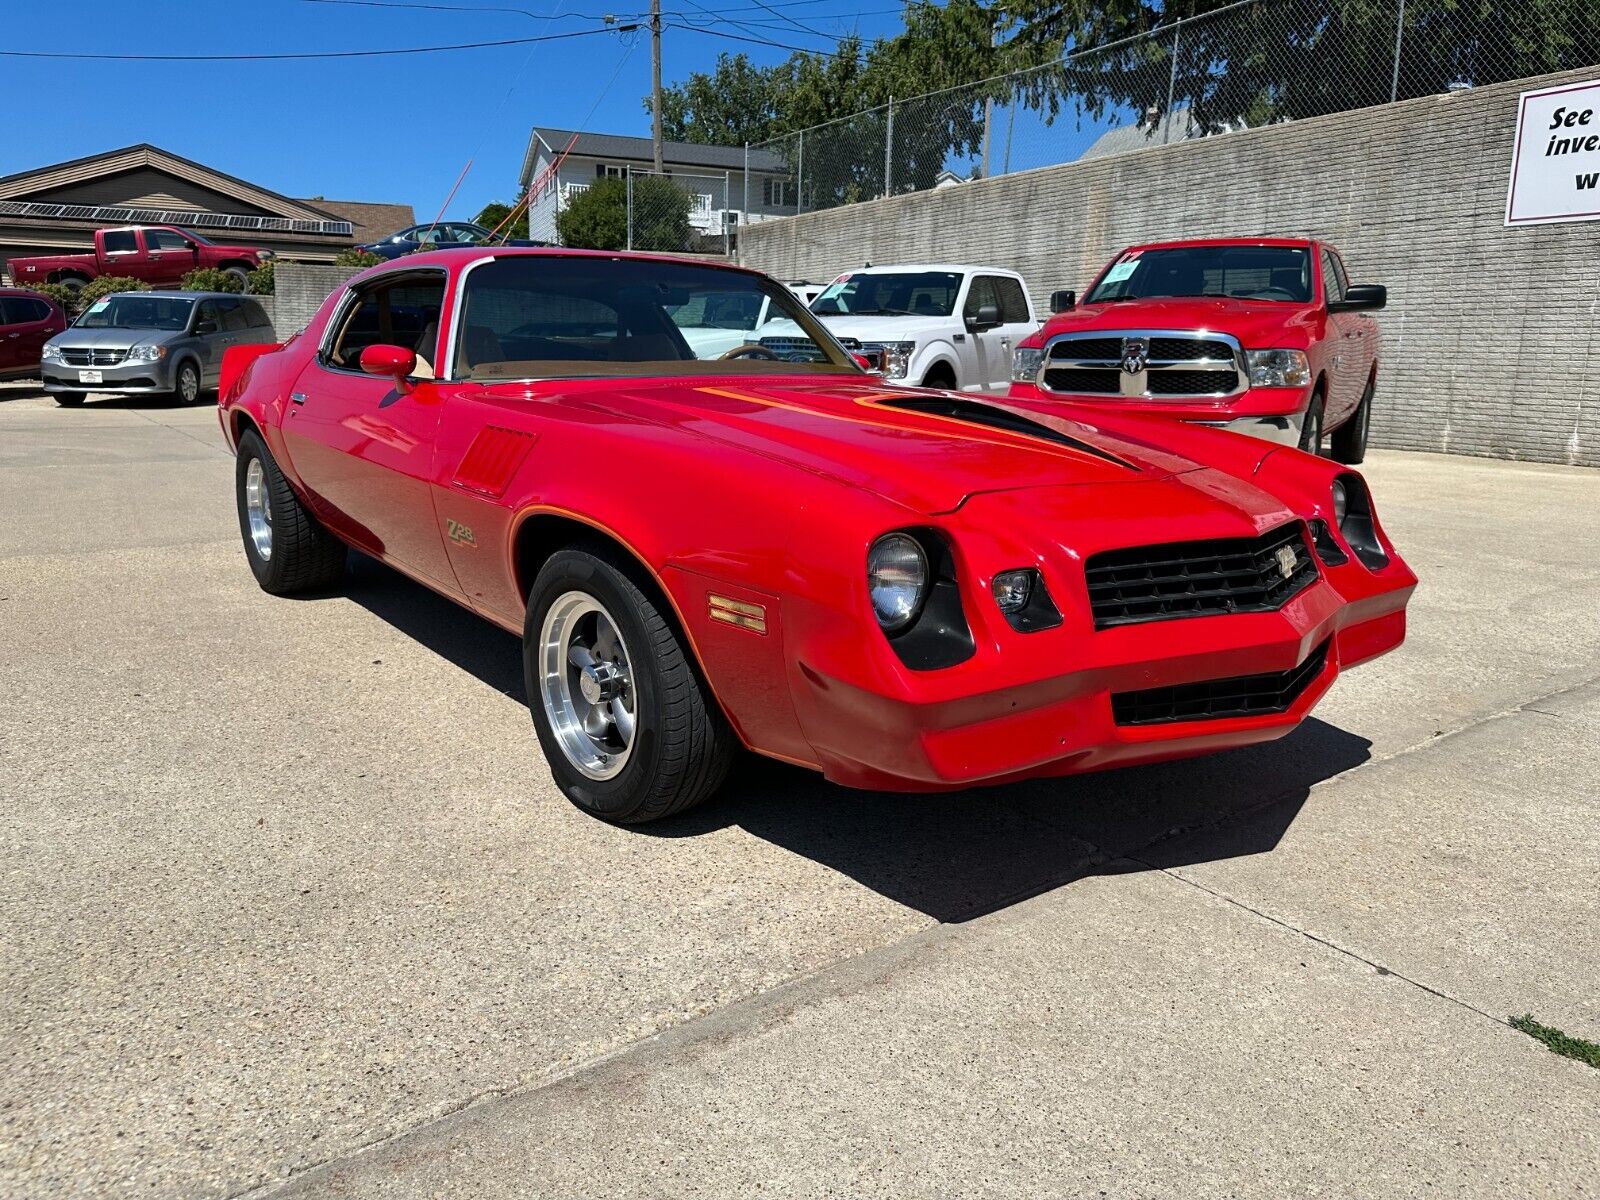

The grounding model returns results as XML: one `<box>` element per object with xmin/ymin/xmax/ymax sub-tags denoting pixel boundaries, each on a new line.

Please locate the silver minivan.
<box><xmin>41</xmin><ymin>291</ymin><xmax>277</xmax><ymax>407</ymax></box>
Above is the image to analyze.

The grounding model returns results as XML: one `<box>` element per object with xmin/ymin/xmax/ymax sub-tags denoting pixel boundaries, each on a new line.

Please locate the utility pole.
<box><xmin>650</xmin><ymin>0</ymin><xmax>664</xmax><ymax>173</ymax></box>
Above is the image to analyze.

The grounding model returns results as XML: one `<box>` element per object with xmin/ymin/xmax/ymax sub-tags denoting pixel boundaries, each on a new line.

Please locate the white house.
<box><xmin>520</xmin><ymin>127</ymin><xmax>797</xmax><ymax>244</ymax></box>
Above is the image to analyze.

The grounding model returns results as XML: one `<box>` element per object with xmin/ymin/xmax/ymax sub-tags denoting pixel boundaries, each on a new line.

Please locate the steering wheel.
<box><xmin>718</xmin><ymin>343</ymin><xmax>780</xmax><ymax>361</ymax></box>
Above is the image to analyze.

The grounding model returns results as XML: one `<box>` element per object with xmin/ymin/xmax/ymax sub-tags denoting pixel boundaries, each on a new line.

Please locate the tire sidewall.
<box><xmin>176</xmin><ymin>361</ymin><xmax>200</xmax><ymax>404</ymax></box>
<box><xmin>523</xmin><ymin>550</ymin><xmax>668</xmax><ymax>822</ymax></box>
<box><xmin>235</xmin><ymin>431</ymin><xmax>278</xmax><ymax>587</ymax></box>
<box><xmin>1299</xmin><ymin>390</ymin><xmax>1325</xmax><ymax>455</ymax></box>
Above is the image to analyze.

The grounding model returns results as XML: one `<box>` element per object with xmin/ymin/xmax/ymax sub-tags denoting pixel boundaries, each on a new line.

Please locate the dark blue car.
<box><xmin>359</xmin><ymin>222</ymin><xmax>548</xmax><ymax>260</ymax></box>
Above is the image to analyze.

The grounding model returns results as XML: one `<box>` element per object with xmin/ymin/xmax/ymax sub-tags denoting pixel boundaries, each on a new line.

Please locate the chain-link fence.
<box><xmin>753</xmin><ymin>0</ymin><xmax>1600</xmax><ymax>214</ymax></box>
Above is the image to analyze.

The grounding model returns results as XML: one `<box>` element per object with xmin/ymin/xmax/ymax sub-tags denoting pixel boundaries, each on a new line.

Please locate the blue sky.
<box><xmin>3</xmin><ymin>0</ymin><xmax>911</xmax><ymax>226</ymax></box>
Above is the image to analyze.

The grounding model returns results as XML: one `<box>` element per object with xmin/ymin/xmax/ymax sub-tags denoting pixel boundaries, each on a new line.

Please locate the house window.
<box><xmin>595</xmin><ymin>163</ymin><xmax>626</xmax><ymax>180</ymax></box>
<box><xmin>762</xmin><ymin>178</ymin><xmax>793</xmax><ymax>207</ymax></box>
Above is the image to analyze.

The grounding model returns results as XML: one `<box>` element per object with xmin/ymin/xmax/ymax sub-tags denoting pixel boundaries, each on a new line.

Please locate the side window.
<box><xmin>1320</xmin><ymin>250</ymin><xmax>1345</xmax><ymax>304</ymax></box>
<box><xmin>1330</xmin><ymin>250</ymin><xmax>1351</xmax><ymax>297</ymax></box>
<box><xmin>195</xmin><ymin>300</ymin><xmax>221</xmax><ymax>330</ymax></box>
<box><xmin>963</xmin><ymin>276</ymin><xmax>1000</xmax><ymax>318</ymax></box>
<box><xmin>326</xmin><ymin>274</ymin><xmax>448</xmax><ymax>371</ymax></box>
<box><xmin>243</xmin><ymin>300</ymin><xmax>272</xmax><ymax>328</ymax></box>
<box><xmin>103</xmin><ymin>230</ymin><xmax>138</xmax><ymax>254</ymax></box>
<box><xmin>994</xmin><ymin>277</ymin><xmax>1030</xmax><ymax>324</ymax></box>
<box><xmin>1</xmin><ymin>297</ymin><xmax>47</xmax><ymax>324</ymax></box>
<box><xmin>147</xmin><ymin>230</ymin><xmax>189</xmax><ymax>251</ymax></box>
<box><xmin>0</xmin><ymin>299</ymin><xmax>16</xmax><ymax>326</ymax></box>
<box><xmin>220</xmin><ymin>298</ymin><xmax>250</xmax><ymax>332</ymax></box>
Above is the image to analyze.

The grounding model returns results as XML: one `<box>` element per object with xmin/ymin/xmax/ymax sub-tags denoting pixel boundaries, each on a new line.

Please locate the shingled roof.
<box><xmin>523</xmin><ymin>128</ymin><xmax>789</xmax><ymax>187</ymax></box>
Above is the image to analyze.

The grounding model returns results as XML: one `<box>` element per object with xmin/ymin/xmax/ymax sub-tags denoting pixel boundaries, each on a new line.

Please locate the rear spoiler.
<box><xmin>219</xmin><ymin>342</ymin><xmax>281</xmax><ymax>403</ymax></box>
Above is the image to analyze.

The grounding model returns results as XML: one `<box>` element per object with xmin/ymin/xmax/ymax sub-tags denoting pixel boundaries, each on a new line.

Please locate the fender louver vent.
<box><xmin>873</xmin><ymin>395</ymin><xmax>1135</xmax><ymax>469</ymax></box>
<box><xmin>452</xmin><ymin>426</ymin><xmax>538</xmax><ymax>498</ymax></box>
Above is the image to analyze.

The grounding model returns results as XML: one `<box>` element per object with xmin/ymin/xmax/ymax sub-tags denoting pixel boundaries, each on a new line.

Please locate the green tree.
<box><xmin>556</xmin><ymin>176</ymin><xmax>694</xmax><ymax>252</ymax></box>
<box><xmin>474</xmin><ymin>200</ymin><xmax>529</xmax><ymax>241</ymax></box>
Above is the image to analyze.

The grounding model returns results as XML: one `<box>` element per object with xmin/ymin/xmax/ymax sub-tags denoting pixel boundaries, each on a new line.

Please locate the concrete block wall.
<box><xmin>271</xmin><ymin>263</ymin><xmax>362</xmax><ymax>337</ymax></box>
<box><xmin>741</xmin><ymin>68</ymin><xmax>1600</xmax><ymax>467</ymax></box>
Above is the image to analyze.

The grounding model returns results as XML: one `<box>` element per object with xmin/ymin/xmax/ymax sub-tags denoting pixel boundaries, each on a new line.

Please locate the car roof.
<box><xmin>1120</xmin><ymin>236</ymin><xmax>1316</xmax><ymax>252</ymax></box>
<box><xmin>97</xmin><ymin>290</ymin><xmax>246</xmax><ymax>301</ymax></box>
<box><xmin>363</xmin><ymin>245</ymin><xmax>770</xmax><ymax>278</ymax></box>
<box><xmin>840</xmin><ymin>263</ymin><xmax>1016</xmax><ymax>276</ymax></box>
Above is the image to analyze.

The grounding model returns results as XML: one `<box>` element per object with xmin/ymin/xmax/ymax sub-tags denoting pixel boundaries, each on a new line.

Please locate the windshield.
<box><xmin>811</xmin><ymin>271</ymin><xmax>962</xmax><ymax>317</ymax></box>
<box><xmin>452</xmin><ymin>256</ymin><xmax>855</xmax><ymax>380</ymax></box>
<box><xmin>75</xmin><ymin>294</ymin><xmax>194</xmax><ymax>331</ymax></box>
<box><xmin>1086</xmin><ymin>246</ymin><xmax>1312</xmax><ymax>303</ymax></box>
<box><xmin>179</xmin><ymin>229</ymin><xmax>214</xmax><ymax>246</ymax></box>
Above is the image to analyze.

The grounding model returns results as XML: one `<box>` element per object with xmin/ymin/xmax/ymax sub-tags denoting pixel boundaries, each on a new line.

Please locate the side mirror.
<box><xmin>1050</xmin><ymin>289</ymin><xmax>1076</xmax><ymax>313</ymax></box>
<box><xmin>194</xmin><ymin>319</ymin><xmax>219</xmax><ymax>335</ymax></box>
<box><xmin>966</xmin><ymin>302</ymin><xmax>1001</xmax><ymax>331</ymax></box>
<box><xmin>185</xmin><ymin>241</ymin><xmax>198</xmax><ymax>253</ymax></box>
<box><xmin>1329</xmin><ymin>284</ymin><xmax>1386</xmax><ymax>313</ymax></box>
<box><xmin>850</xmin><ymin>352</ymin><xmax>885</xmax><ymax>376</ymax></box>
<box><xmin>360</xmin><ymin>343</ymin><xmax>418</xmax><ymax>391</ymax></box>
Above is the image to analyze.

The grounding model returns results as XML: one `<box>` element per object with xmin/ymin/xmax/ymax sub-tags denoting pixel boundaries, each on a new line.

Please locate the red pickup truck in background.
<box><xmin>1008</xmin><ymin>237</ymin><xmax>1385</xmax><ymax>463</ymax></box>
<box><xmin>7</xmin><ymin>226</ymin><xmax>274</xmax><ymax>294</ymax></box>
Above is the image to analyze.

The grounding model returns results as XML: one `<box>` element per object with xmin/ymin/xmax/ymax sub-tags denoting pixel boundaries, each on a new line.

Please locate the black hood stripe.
<box><xmin>871</xmin><ymin>394</ymin><xmax>1137</xmax><ymax>470</ymax></box>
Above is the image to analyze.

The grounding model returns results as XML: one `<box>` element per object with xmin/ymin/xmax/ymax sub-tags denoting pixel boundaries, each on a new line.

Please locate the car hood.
<box><xmin>1040</xmin><ymin>297</ymin><xmax>1321</xmax><ymax>349</ymax></box>
<box><xmin>475</xmin><ymin>375</ymin><xmax>1268</xmax><ymax>515</ymax></box>
<box><xmin>50</xmin><ymin>328</ymin><xmax>176</xmax><ymax>350</ymax></box>
<box><xmin>807</xmin><ymin>313</ymin><xmax>956</xmax><ymax>343</ymax></box>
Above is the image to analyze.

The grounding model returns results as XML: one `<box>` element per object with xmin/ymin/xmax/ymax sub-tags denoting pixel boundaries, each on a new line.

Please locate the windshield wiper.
<box><xmin>844</xmin><ymin>307</ymin><xmax>919</xmax><ymax>316</ymax></box>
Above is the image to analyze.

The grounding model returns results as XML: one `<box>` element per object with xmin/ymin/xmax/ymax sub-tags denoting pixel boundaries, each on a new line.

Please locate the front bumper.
<box><xmin>42</xmin><ymin>359</ymin><xmax>179</xmax><ymax>394</ymax></box>
<box><xmin>1010</xmin><ymin>381</ymin><xmax>1311</xmax><ymax>446</ymax></box>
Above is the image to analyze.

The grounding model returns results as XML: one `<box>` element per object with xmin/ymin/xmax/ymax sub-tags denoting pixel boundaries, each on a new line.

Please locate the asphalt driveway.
<box><xmin>1</xmin><ymin>383</ymin><xmax>1596</xmax><ymax>1198</ymax></box>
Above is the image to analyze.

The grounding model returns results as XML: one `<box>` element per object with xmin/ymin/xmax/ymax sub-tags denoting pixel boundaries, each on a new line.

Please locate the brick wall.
<box><xmin>740</xmin><ymin>68</ymin><xmax>1600</xmax><ymax>467</ymax></box>
<box><xmin>272</xmin><ymin>263</ymin><xmax>362</xmax><ymax>337</ymax></box>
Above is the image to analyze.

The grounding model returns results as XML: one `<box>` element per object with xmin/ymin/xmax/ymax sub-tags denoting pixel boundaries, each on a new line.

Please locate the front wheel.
<box><xmin>234</xmin><ymin>429</ymin><xmax>346</xmax><ymax>594</ymax></box>
<box><xmin>174</xmin><ymin>361</ymin><xmax>201</xmax><ymax>405</ymax></box>
<box><xmin>524</xmin><ymin>546</ymin><xmax>736</xmax><ymax>824</ymax></box>
<box><xmin>1298</xmin><ymin>390</ymin><xmax>1325</xmax><ymax>456</ymax></box>
<box><xmin>1331</xmin><ymin>378</ymin><xmax>1373</xmax><ymax>465</ymax></box>
<box><xmin>222</xmin><ymin>265</ymin><xmax>251</xmax><ymax>289</ymax></box>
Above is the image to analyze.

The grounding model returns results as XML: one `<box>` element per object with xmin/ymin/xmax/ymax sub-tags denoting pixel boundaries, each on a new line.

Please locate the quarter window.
<box><xmin>220</xmin><ymin>298</ymin><xmax>251</xmax><ymax>332</ymax></box>
<box><xmin>242</xmin><ymin>300</ymin><xmax>272</xmax><ymax>328</ymax></box>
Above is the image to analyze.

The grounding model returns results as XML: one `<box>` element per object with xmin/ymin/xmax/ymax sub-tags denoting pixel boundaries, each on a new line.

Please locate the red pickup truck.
<box><xmin>1008</xmin><ymin>237</ymin><xmax>1385</xmax><ymax>463</ymax></box>
<box><xmin>8</xmin><ymin>226</ymin><xmax>274</xmax><ymax>294</ymax></box>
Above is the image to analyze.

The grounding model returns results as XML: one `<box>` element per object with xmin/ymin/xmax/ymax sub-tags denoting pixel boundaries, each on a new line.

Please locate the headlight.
<box><xmin>41</xmin><ymin>343</ymin><xmax>64</xmax><ymax>364</ymax></box>
<box><xmin>258</xmin><ymin>250</ymin><xmax>276</xmax><ymax>261</ymax></box>
<box><xmin>867</xmin><ymin>533</ymin><xmax>928</xmax><ymax>631</ymax></box>
<box><xmin>867</xmin><ymin>341</ymin><xmax>916</xmax><ymax>380</ymax></box>
<box><xmin>126</xmin><ymin>345</ymin><xmax>167</xmax><ymax>362</ymax></box>
<box><xmin>1246</xmin><ymin>349</ymin><xmax>1311</xmax><ymax>389</ymax></box>
<box><xmin>1011</xmin><ymin>346</ymin><xmax>1044</xmax><ymax>383</ymax></box>
<box><xmin>1330</xmin><ymin>478</ymin><xmax>1348</xmax><ymax>527</ymax></box>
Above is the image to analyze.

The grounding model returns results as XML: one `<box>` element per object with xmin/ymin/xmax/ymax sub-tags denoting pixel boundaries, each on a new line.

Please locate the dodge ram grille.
<box><xmin>1039</xmin><ymin>330</ymin><xmax>1243</xmax><ymax>399</ymax></box>
<box><xmin>1111</xmin><ymin>639</ymin><xmax>1330</xmax><ymax>725</ymax></box>
<box><xmin>1084</xmin><ymin>522</ymin><xmax>1318</xmax><ymax>629</ymax></box>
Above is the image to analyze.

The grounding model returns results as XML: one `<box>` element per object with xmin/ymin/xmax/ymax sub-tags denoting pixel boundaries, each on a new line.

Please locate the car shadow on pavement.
<box><xmin>341</xmin><ymin>554</ymin><xmax>1372</xmax><ymax>923</ymax></box>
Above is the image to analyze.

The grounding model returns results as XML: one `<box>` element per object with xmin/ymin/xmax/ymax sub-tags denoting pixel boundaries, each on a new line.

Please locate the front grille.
<box><xmin>62</xmin><ymin>347</ymin><xmax>127</xmax><ymax>366</ymax></box>
<box><xmin>1051</xmin><ymin>336</ymin><xmax>1122</xmax><ymax>360</ymax></box>
<box><xmin>1084</xmin><ymin>522</ymin><xmax>1318</xmax><ymax>629</ymax></box>
<box><xmin>1112</xmin><ymin>640</ymin><xmax>1330</xmax><ymax>725</ymax></box>
<box><xmin>1151</xmin><ymin>369</ymin><xmax>1240</xmax><ymax>395</ymax></box>
<box><xmin>1043</xmin><ymin>367</ymin><xmax>1120</xmax><ymax>394</ymax></box>
<box><xmin>1150</xmin><ymin>336</ymin><xmax>1232</xmax><ymax>361</ymax></box>
<box><xmin>758</xmin><ymin>335</ymin><xmax>826</xmax><ymax>363</ymax></box>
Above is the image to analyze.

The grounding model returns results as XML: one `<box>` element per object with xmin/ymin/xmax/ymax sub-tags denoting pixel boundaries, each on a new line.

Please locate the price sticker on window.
<box><xmin>86</xmin><ymin>298</ymin><xmax>111</xmax><ymax>313</ymax></box>
<box><xmin>1101</xmin><ymin>257</ymin><xmax>1140</xmax><ymax>286</ymax></box>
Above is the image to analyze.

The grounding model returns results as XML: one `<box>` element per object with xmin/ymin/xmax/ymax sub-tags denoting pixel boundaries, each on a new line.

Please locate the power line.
<box><xmin>0</xmin><ymin>26</ymin><xmax>623</xmax><ymax>61</ymax></box>
<box><xmin>293</xmin><ymin>0</ymin><xmax>590</xmax><ymax>15</ymax></box>
<box><xmin>663</xmin><ymin>20</ymin><xmax>867</xmax><ymax>56</ymax></box>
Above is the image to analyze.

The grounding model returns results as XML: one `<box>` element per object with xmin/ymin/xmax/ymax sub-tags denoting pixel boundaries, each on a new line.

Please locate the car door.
<box><xmin>279</xmin><ymin>268</ymin><xmax>457</xmax><ymax>589</ymax></box>
<box><xmin>1328</xmin><ymin>247</ymin><xmax>1376</xmax><ymax>404</ymax></box>
<box><xmin>0</xmin><ymin>297</ymin><xmax>54</xmax><ymax>374</ymax></box>
<box><xmin>1319</xmin><ymin>247</ymin><xmax>1359</xmax><ymax>425</ymax></box>
<box><xmin>188</xmin><ymin>299</ymin><xmax>228</xmax><ymax>385</ymax></box>
<box><xmin>145</xmin><ymin>229</ymin><xmax>199</xmax><ymax>285</ymax></box>
<box><xmin>992</xmin><ymin>275</ymin><xmax>1036</xmax><ymax>389</ymax></box>
<box><xmin>0</xmin><ymin>298</ymin><xmax>24</xmax><ymax>374</ymax></box>
<box><xmin>99</xmin><ymin>228</ymin><xmax>154</xmax><ymax>283</ymax></box>
<box><xmin>961</xmin><ymin>275</ymin><xmax>1014</xmax><ymax>393</ymax></box>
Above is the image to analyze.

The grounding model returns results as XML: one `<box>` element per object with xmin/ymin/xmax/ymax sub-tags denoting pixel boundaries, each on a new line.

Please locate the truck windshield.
<box><xmin>1086</xmin><ymin>246</ymin><xmax>1312</xmax><ymax>304</ymax></box>
<box><xmin>75</xmin><ymin>294</ymin><xmax>195</xmax><ymax>331</ymax></box>
<box><xmin>811</xmin><ymin>271</ymin><xmax>962</xmax><ymax>317</ymax></box>
<box><xmin>180</xmin><ymin>229</ymin><xmax>214</xmax><ymax>246</ymax></box>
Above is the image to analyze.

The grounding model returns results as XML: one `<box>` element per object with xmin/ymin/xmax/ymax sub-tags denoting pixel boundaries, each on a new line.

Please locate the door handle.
<box><xmin>290</xmin><ymin>392</ymin><xmax>308</xmax><ymax>405</ymax></box>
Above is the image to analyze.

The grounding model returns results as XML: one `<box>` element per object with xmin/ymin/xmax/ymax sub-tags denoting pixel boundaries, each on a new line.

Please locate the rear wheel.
<box><xmin>1331</xmin><ymin>377</ymin><xmax>1374</xmax><ymax>465</ymax></box>
<box><xmin>1298</xmin><ymin>389</ymin><xmax>1325</xmax><ymax>456</ymax></box>
<box><xmin>524</xmin><ymin>546</ymin><xmax>736</xmax><ymax>824</ymax></box>
<box><xmin>234</xmin><ymin>429</ymin><xmax>346</xmax><ymax>594</ymax></box>
<box><xmin>54</xmin><ymin>392</ymin><xmax>85</xmax><ymax>407</ymax></box>
<box><xmin>55</xmin><ymin>275</ymin><xmax>88</xmax><ymax>296</ymax></box>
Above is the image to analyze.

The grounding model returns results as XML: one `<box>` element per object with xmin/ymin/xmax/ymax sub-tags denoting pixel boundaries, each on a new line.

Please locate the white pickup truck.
<box><xmin>805</xmin><ymin>263</ymin><xmax>1041</xmax><ymax>392</ymax></box>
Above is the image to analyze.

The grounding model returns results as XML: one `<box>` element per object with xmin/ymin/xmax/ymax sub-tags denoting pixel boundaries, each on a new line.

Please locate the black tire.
<box><xmin>1331</xmin><ymin>377</ymin><xmax>1373</xmax><ymax>465</ymax></box>
<box><xmin>222</xmin><ymin>264</ymin><xmax>251</xmax><ymax>288</ymax></box>
<box><xmin>55</xmin><ymin>275</ymin><xmax>88</xmax><ymax>295</ymax></box>
<box><xmin>920</xmin><ymin>364</ymin><xmax>957</xmax><ymax>389</ymax></box>
<box><xmin>234</xmin><ymin>429</ymin><xmax>346</xmax><ymax>595</ymax></box>
<box><xmin>524</xmin><ymin>545</ymin><xmax>736</xmax><ymax>825</ymax></box>
<box><xmin>54</xmin><ymin>392</ymin><xmax>85</xmax><ymax>407</ymax></box>
<box><xmin>174</xmin><ymin>361</ymin><xmax>202</xmax><ymax>405</ymax></box>
<box><xmin>1298</xmin><ymin>388</ymin><xmax>1325</xmax><ymax>456</ymax></box>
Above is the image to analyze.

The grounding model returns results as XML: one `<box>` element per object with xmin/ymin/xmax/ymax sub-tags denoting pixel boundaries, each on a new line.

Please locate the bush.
<box><xmin>180</xmin><ymin>267</ymin><xmax>245</xmax><ymax>294</ymax></box>
<box><xmin>246</xmin><ymin>261</ymin><xmax>275</xmax><ymax>295</ymax></box>
<box><xmin>556</xmin><ymin>176</ymin><xmax>693</xmax><ymax>252</ymax></box>
<box><xmin>26</xmin><ymin>282</ymin><xmax>81</xmax><ymax>314</ymax></box>
<box><xmin>334</xmin><ymin>248</ymin><xmax>383</xmax><ymax>268</ymax></box>
<box><xmin>77</xmin><ymin>276</ymin><xmax>151</xmax><ymax>308</ymax></box>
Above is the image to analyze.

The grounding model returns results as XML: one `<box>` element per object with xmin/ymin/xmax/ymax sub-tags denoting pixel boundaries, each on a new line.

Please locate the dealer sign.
<box><xmin>1506</xmin><ymin>78</ymin><xmax>1600</xmax><ymax>226</ymax></box>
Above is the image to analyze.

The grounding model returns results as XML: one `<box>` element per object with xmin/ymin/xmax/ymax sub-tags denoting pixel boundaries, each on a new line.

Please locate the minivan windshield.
<box><xmin>810</xmin><ymin>271</ymin><xmax>962</xmax><ymax>317</ymax></box>
<box><xmin>74</xmin><ymin>294</ymin><xmax>195</xmax><ymax>331</ymax></box>
<box><xmin>1086</xmin><ymin>246</ymin><xmax>1312</xmax><ymax>304</ymax></box>
<box><xmin>451</xmin><ymin>256</ymin><xmax>853</xmax><ymax>380</ymax></box>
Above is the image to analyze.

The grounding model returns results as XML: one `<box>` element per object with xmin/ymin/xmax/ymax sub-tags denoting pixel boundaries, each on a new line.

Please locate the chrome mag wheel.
<box><xmin>178</xmin><ymin>365</ymin><xmax>199</xmax><ymax>404</ymax></box>
<box><xmin>244</xmin><ymin>456</ymin><xmax>273</xmax><ymax>561</ymax></box>
<box><xmin>538</xmin><ymin>591</ymin><xmax>637</xmax><ymax>780</ymax></box>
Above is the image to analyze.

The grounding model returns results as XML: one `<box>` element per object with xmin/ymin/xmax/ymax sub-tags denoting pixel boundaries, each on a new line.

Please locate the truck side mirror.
<box><xmin>966</xmin><ymin>303</ymin><xmax>1001</xmax><ymax>332</ymax></box>
<box><xmin>1050</xmin><ymin>289</ymin><xmax>1076</xmax><ymax>313</ymax></box>
<box><xmin>1329</xmin><ymin>284</ymin><xmax>1386</xmax><ymax>313</ymax></box>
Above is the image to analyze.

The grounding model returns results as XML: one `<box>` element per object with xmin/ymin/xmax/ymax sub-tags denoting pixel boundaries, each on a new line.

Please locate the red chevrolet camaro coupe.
<box><xmin>218</xmin><ymin>248</ymin><xmax>1415</xmax><ymax>824</ymax></box>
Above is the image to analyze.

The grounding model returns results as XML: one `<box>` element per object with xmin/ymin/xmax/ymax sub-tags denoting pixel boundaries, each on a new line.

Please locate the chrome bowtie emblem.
<box><xmin>1120</xmin><ymin>337</ymin><xmax>1149</xmax><ymax>374</ymax></box>
<box><xmin>1275</xmin><ymin>544</ymin><xmax>1298</xmax><ymax>580</ymax></box>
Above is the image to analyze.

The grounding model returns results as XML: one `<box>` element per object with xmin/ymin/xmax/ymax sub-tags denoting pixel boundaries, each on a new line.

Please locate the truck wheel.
<box><xmin>222</xmin><ymin>265</ymin><xmax>251</xmax><ymax>288</ymax></box>
<box><xmin>174</xmin><ymin>361</ymin><xmax>201</xmax><ymax>405</ymax></box>
<box><xmin>920</xmin><ymin>363</ymin><xmax>956</xmax><ymax>389</ymax></box>
<box><xmin>1298</xmin><ymin>390</ymin><xmax>1325</xmax><ymax>456</ymax></box>
<box><xmin>235</xmin><ymin>429</ymin><xmax>347</xmax><ymax>595</ymax></box>
<box><xmin>1331</xmin><ymin>378</ymin><xmax>1373</xmax><ymax>465</ymax></box>
<box><xmin>54</xmin><ymin>392</ymin><xmax>86</xmax><ymax>407</ymax></box>
<box><xmin>55</xmin><ymin>275</ymin><xmax>88</xmax><ymax>296</ymax></box>
<box><xmin>525</xmin><ymin>545</ymin><xmax>736</xmax><ymax>825</ymax></box>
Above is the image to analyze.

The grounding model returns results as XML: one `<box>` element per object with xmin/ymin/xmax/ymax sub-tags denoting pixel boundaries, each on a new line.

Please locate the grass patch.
<box><xmin>1510</xmin><ymin>1014</ymin><xmax>1600</xmax><ymax>1069</ymax></box>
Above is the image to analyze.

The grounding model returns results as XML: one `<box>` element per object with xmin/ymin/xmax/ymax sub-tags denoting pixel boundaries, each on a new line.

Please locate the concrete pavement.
<box><xmin>1</xmin><ymin>384</ymin><xmax>1596</xmax><ymax>1198</ymax></box>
